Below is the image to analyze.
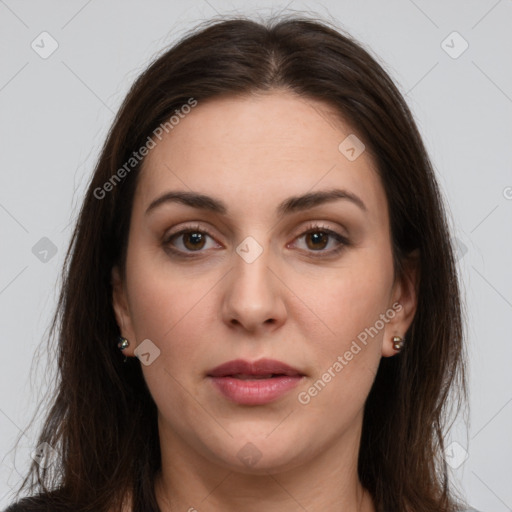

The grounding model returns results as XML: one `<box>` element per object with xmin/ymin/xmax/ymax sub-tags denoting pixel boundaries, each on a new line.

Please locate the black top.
<box><xmin>2</xmin><ymin>496</ymin><xmax>482</xmax><ymax>512</ymax></box>
<box><xmin>2</xmin><ymin>497</ymin><xmax>85</xmax><ymax>512</ymax></box>
<box><xmin>3</xmin><ymin>497</ymin><xmax>47</xmax><ymax>512</ymax></box>
<box><xmin>2</xmin><ymin>496</ymin><xmax>80</xmax><ymax>512</ymax></box>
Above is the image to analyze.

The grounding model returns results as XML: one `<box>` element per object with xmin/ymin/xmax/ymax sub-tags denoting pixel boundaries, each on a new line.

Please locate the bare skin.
<box><xmin>112</xmin><ymin>90</ymin><xmax>419</xmax><ymax>511</ymax></box>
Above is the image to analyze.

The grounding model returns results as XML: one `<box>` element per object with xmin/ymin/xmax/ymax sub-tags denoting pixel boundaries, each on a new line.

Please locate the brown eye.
<box><xmin>305</xmin><ymin>231</ymin><xmax>329</xmax><ymax>250</ymax></box>
<box><xmin>291</xmin><ymin>224</ymin><xmax>349</xmax><ymax>257</ymax></box>
<box><xmin>163</xmin><ymin>225</ymin><xmax>220</xmax><ymax>256</ymax></box>
<box><xmin>181</xmin><ymin>232</ymin><xmax>206</xmax><ymax>251</ymax></box>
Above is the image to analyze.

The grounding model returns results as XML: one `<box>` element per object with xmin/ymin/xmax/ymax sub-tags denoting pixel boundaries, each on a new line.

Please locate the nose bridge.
<box><xmin>221</xmin><ymin>236</ymin><xmax>286</xmax><ymax>331</ymax></box>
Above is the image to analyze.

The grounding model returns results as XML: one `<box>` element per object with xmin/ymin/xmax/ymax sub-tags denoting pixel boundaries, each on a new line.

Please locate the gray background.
<box><xmin>0</xmin><ymin>1</ymin><xmax>511</xmax><ymax>510</ymax></box>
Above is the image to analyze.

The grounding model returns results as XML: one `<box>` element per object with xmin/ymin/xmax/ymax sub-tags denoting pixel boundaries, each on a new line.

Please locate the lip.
<box><xmin>207</xmin><ymin>358</ymin><xmax>305</xmax><ymax>405</ymax></box>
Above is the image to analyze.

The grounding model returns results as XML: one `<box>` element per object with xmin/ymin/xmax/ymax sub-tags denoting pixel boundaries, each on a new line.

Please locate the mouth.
<box><xmin>207</xmin><ymin>358</ymin><xmax>305</xmax><ymax>379</ymax></box>
<box><xmin>207</xmin><ymin>358</ymin><xmax>305</xmax><ymax>405</ymax></box>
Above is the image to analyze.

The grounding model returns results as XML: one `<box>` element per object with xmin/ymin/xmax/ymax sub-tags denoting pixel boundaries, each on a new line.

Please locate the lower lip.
<box><xmin>208</xmin><ymin>375</ymin><xmax>303</xmax><ymax>405</ymax></box>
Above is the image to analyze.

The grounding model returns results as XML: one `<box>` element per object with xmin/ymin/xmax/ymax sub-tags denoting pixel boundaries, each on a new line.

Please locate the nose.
<box><xmin>221</xmin><ymin>245</ymin><xmax>287</xmax><ymax>334</ymax></box>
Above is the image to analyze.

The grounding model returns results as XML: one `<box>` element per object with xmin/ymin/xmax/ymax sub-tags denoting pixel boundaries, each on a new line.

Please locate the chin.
<box><xmin>204</xmin><ymin>432</ymin><xmax>309</xmax><ymax>475</ymax></box>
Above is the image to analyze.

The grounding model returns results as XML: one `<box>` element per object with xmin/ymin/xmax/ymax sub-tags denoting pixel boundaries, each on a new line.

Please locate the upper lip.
<box><xmin>207</xmin><ymin>358</ymin><xmax>304</xmax><ymax>378</ymax></box>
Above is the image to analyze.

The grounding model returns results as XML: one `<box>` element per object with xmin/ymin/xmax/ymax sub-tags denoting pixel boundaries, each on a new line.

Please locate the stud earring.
<box><xmin>117</xmin><ymin>336</ymin><xmax>130</xmax><ymax>362</ymax></box>
<box><xmin>392</xmin><ymin>335</ymin><xmax>404</xmax><ymax>351</ymax></box>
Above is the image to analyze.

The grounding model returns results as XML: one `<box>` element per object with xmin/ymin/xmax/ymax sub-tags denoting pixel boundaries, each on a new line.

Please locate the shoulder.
<box><xmin>2</xmin><ymin>494</ymin><xmax>122</xmax><ymax>512</ymax></box>
<box><xmin>2</xmin><ymin>494</ymin><xmax>58</xmax><ymax>512</ymax></box>
<box><xmin>2</xmin><ymin>497</ymin><xmax>46</xmax><ymax>512</ymax></box>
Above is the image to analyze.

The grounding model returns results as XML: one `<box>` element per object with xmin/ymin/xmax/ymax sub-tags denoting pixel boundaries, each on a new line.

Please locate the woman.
<box><xmin>4</xmin><ymin>14</ymin><xmax>478</xmax><ymax>512</ymax></box>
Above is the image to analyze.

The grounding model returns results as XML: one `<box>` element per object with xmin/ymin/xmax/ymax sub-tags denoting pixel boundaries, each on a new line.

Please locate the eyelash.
<box><xmin>162</xmin><ymin>222</ymin><xmax>349</xmax><ymax>259</ymax></box>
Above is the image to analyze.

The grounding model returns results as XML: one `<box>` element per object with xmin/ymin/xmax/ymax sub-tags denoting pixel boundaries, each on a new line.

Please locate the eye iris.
<box><xmin>306</xmin><ymin>231</ymin><xmax>328</xmax><ymax>250</ymax></box>
<box><xmin>183</xmin><ymin>232</ymin><xmax>205</xmax><ymax>250</ymax></box>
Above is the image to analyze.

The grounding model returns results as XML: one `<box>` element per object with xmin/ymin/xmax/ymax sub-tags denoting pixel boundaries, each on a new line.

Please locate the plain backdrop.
<box><xmin>0</xmin><ymin>1</ymin><xmax>511</xmax><ymax>510</ymax></box>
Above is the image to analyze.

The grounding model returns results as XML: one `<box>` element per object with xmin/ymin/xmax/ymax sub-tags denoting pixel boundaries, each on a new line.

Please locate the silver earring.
<box><xmin>118</xmin><ymin>336</ymin><xmax>130</xmax><ymax>350</ymax></box>
<box><xmin>118</xmin><ymin>336</ymin><xmax>130</xmax><ymax>362</ymax></box>
<box><xmin>392</xmin><ymin>335</ymin><xmax>404</xmax><ymax>351</ymax></box>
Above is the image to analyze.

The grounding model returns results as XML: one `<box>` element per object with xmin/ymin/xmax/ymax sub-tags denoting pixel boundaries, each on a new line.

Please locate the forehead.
<box><xmin>135</xmin><ymin>91</ymin><xmax>387</xmax><ymax>221</ymax></box>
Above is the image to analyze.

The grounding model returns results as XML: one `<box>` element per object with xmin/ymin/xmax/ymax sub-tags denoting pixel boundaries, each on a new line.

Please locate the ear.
<box><xmin>111</xmin><ymin>265</ymin><xmax>137</xmax><ymax>357</ymax></box>
<box><xmin>382</xmin><ymin>249</ymin><xmax>420</xmax><ymax>357</ymax></box>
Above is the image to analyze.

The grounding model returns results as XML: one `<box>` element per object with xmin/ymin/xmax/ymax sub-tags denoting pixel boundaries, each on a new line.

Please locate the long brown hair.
<box><xmin>8</xmin><ymin>14</ymin><xmax>467</xmax><ymax>512</ymax></box>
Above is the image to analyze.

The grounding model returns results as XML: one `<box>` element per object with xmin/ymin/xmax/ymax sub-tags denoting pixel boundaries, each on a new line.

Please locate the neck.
<box><xmin>154</xmin><ymin>416</ymin><xmax>375</xmax><ymax>512</ymax></box>
<box><xmin>155</xmin><ymin>471</ymin><xmax>374</xmax><ymax>512</ymax></box>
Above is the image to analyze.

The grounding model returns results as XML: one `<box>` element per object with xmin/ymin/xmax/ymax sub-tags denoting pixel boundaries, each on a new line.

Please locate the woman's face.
<box><xmin>112</xmin><ymin>90</ymin><xmax>417</xmax><ymax>474</ymax></box>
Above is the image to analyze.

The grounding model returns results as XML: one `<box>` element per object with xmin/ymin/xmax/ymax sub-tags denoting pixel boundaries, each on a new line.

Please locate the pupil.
<box><xmin>308</xmin><ymin>231</ymin><xmax>327</xmax><ymax>250</ymax></box>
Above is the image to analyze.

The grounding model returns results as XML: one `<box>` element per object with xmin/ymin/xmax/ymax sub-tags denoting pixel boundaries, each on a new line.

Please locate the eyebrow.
<box><xmin>145</xmin><ymin>188</ymin><xmax>367</xmax><ymax>217</ymax></box>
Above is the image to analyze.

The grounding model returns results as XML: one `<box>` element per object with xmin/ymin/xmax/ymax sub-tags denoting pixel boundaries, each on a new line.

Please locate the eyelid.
<box><xmin>291</xmin><ymin>220</ymin><xmax>347</xmax><ymax>240</ymax></box>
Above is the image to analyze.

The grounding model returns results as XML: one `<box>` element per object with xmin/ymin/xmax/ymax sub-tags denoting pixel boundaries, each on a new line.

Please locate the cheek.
<box><xmin>295</xmin><ymin>250</ymin><xmax>393</xmax><ymax>399</ymax></box>
<box><xmin>124</xmin><ymin>239</ymin><xmax>212</xmax><ymax>339</ymax></box>
<box><xmin>123</xmin><ymin>256</ymin><xmax>215</xmax><ymax>422</ymax></box>
<box><xmin>299</xmin><ymin>253</ymin><xmax>393</xmax><ymax>347</ymax></box>
<box><xmin>123</xmin><ymin>249</ymin><xmax>225</xmax><ymax>407</ymax></box>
